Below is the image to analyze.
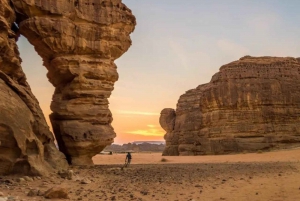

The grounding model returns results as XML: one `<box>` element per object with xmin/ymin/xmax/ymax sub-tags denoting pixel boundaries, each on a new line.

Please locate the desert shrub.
<box><xmin>257</xmin><ymin>150</ymin><xmax>263</xmax><ymax>154</ymax></box>
<box><xmin>160</xmin><ymin>158</ymin><xmax>168</xmax><ymax>162</ymax></box>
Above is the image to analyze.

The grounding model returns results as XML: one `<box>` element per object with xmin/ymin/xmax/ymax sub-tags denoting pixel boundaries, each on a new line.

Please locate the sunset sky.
<box><xmin>17</xmin><ymin>0</ymin><xmax>300</xmax><ymax>144</ymax></box>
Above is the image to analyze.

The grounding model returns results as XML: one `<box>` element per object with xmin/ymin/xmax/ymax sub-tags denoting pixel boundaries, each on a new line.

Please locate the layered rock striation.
<box><xmin>0</xmin><ymin>0</ymin><xmax>68</xmax><ymax>175</ymax></box>
<box><xmin>11</xmin><ymin>0</ymin><xmax>136</xmax><ymax>165</ymax></box>
<box><xmin>161</xmin><ymin>56</ymin><xmax>300</xmax><ymax>156</ymax></box>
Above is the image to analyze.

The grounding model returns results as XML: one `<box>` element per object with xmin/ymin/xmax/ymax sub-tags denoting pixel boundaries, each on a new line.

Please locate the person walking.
<box><xmin>125</xmin><ymin>152</ymin><xmax>132</xmax><ymax>167</ymax></box>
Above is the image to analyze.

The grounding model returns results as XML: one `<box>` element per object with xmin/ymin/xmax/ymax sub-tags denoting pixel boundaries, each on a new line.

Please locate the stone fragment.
<box><xmin>27</xmin><ymin>189</ymin><xmax>39</xmax><ymax>197</ymax></box>
<box><xmin>58</xmin><ymin>170</ymin><xmax>74</xmax><ymax>180</ymax></box>
<box><xmin>81</xmin><ymin>178</ymin><xmax>91</xmax><ymax>184</ymax></box>
<box><xmin>16</xmin><ymin>178</ymin><xmax>25</xmax><ymax>183</ymax></box>
<box><xmin>161</xmin><ymin>56</ymin><xmax>300</xmax><ymax>155</ymax></box>
<box><xmin>23</xmin><ymin>176</ymin><xmax>33</xmax><ymax>182</ymax></box>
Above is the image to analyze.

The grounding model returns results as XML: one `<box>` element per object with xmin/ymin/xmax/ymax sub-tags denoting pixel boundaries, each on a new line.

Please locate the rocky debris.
<box><xmin>81</xmin><ymin>178</ymin><xmax>91</xmax><ymax>184</ymax></box>
<box><xmin>161</xmin><ymin>56</ymin><xmax>300</xmax><ymax>155</ymax></box>
<box><xmin>0</xmin><ymin>159</ymin><xmax>299</xmax><ymax>200</ymax></box>
<box><xmin>0</xmin><ymin>196</ymin><xmax>17</xmax><ymax>201</ymax></box>
<box><xmin>44</xmin><ymin>186</ymin><xmax>69</xmax><ymax>199</ymax></box>
<box><xmin>0</xmin><ymin>0</ymin><xmax>68</xmax><ymax>175</ymax></box>
<box><xmin>16</xmin><ymin>178</ymin><xmax>25</xmax><ymax>183</ymax></box>
<box><xmin>59</xmin><ymin>170</ymin><xmax>74</xmax><ymax>180</ymax></box>
<box><xmin>140</xmin><ymin>190</ymin><xmax>149</xmax><ymax>195</ymax></box>
<box><xmin>27</xmin><ymin>189</ymin><xmax>39</xmax><ymax>197</ymax></box>
<box><xmin>23</xmin><ymin>176</ymin><xmax>33</xmax><ymax>182</ymax></box>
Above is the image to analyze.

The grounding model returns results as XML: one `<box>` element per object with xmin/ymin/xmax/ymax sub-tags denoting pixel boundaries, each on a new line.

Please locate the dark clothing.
<box><xmin>126</xmin><ymin>153</ymin><xmax>132</xmax><ymax>160</ymax></box>
<box><xmin>125</xmin><ymin>153</ymin><xmax>132</xmax><ymax>167</ymax></box>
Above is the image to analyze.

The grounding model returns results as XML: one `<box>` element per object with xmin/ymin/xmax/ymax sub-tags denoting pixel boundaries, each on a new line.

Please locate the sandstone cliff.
<box><xmin>10</xmin><ymin>0</ymin><xmax>136</xmax><ymax>165</ymax></box>
<box><xmin>0</xmin><ymin>0</ymin><xmax>67</xmax><ymax>175</ymax></box>
<box><xmin>161</xmin><ymin>56</ymin><xmax>300</xmax><ymax>156</ymax></box>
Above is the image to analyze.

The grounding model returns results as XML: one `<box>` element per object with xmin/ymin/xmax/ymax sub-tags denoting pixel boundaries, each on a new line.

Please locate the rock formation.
<box><xmin>0</xmin><ymin>0</ymin><xmax>68</xmax><ymax>175</ymax></box>
<box><xmin>10</xmin><ymin>0</ymin><xmax>136</xmax><ymax>165</ymax></box>
<box><xmin>161</xmin><ymin>56</ymin><xmax>300</xmax><ymax>156</ymax></box>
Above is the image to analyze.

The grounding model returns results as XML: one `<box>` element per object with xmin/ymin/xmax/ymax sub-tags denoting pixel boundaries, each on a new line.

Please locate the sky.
<box><xmin>17</xmin><ymin>0</ymin><xmax>300</xmax><ymax>144</ymax></box>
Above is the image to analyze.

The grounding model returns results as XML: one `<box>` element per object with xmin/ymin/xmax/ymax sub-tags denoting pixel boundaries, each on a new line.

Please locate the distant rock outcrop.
<box><xmin>10</xmin><ymin>0</ymin><xmax>136</xmax><ymax>165</ymax></box>
<box><xmin>161</xmin><ymin>56</ymin><xmax>300</xmax><ymax>156</ymax></box>
<box><xmin>105</xmin><ymin>142</ymin><xmax>165</xmax><ymax>153</ymax></box>
<box><xmin>0</xmin><ymin>0</ymin><xmax>68</xmax><ymax>175</ymax></box>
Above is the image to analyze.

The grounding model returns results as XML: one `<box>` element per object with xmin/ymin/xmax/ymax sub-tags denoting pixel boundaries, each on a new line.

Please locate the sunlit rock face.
<box><xmin>161</xmin><ymin>56</ymin><xmax>300</xmax><ymax>156</ymax></box>
<box><xmin>11</xmin><ymin>0</ymin><xmax>136</xmax><ymax>165</ymax></box>
<box><xmin>0</xmin><ymin>0</ymin><xmax>68</xmax><ymax>175</ymax></box>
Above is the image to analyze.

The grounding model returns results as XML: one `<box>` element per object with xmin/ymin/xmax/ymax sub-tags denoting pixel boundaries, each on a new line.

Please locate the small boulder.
<box><xmin>35</xmin><ymin>176</ymin><xmax>42</xmax><ymax>180</ymax></box>
<box><xmin>16</xmin><ymin>178</ymin><xmax>25</xmax><ymax>183</ymax></box>
<box><xmin>58</xmin><ymin>170</ymin><xmax>74</xmax><ymax>180</ymax></box>
<box><xmin>27</xmin><ymin>189</ymin><xmax>39</xmax><ymax>197</ymax></box>
<box><xmin>24</xmin><ymin>176</ymin><xmax>33</xmax><ymax>182</ymax></box>
<box><xmin>80</xmin><ymin>178</ymin><xmax>91</xmax><ymax>184</ymax></box>
<box><xmin>44</xmin><ymin>186</ymin><xmax>69</xmax><ymax>199</ymax></box>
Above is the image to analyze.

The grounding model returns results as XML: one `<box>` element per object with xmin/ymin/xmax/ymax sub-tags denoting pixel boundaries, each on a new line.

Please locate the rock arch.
<box><xmin>0</xmin><ymin>0</ymin><xmax>136</xmax><ymax>175</ymax></box>
<box><xmin>12</xmin><ymin>0</ymin><xmax>136</xmax><ymax>165</ymax></box>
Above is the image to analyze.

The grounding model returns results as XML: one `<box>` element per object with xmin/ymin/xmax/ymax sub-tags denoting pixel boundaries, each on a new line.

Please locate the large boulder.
<box><xmin>161</xmin><ymin>56</ymin><xmax>300</xmax><ymax>156</ymax></box>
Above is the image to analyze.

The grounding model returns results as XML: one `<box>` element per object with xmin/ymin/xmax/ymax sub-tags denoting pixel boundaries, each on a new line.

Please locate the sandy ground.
<box><xmin>93</xmin><ymin>148</ymin><xmax>300</xmax><ymax>164</ymax></box>
<box><xmin>1</xmin><ymin>149</ymin><xmax>300</xmax><ymax>201</ymax></box>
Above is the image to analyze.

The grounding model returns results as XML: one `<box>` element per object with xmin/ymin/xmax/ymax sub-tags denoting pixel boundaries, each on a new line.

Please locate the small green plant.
<box><xmin>161</xmin><ymin>158</ymin><xmax>168</xmax><ymax>162</ymax></box>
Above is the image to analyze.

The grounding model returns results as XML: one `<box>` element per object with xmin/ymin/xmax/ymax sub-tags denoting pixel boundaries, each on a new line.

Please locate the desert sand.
<box><xmin>1</xmin><ymin>149</ymin><xmax>300</xmax><ymax>201</ymax></box>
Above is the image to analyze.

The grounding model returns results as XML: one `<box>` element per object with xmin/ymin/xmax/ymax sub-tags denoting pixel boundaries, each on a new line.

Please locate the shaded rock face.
<box><xmin>159</xmin><ymin>109</ymin><xmax>178</xmax><ymax>155</ymax></box>
<box><xmin>0</xmin><ymin>0</ymin><xmax>68</xmax><ymax>175</ymax></box>
<box><xmin>161</xmin><ymin>56</ymin><xmax>300</xmax><ymax>156</ymax></box>
<box><xmin>10</xmin><ymin>0</ymin><xmax>136</xmax><ymax>165</ymax></box>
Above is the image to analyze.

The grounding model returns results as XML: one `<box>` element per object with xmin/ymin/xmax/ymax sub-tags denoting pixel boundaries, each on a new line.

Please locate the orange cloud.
<box><xmin>126</xmin><ymin>124</ymin><xmax>164</xmax><ymax>137</ymax></box>
<box><xmin>116</xmin><ymin>110</ymin><xmax>159</xmax><ymax>116</ymax></box>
